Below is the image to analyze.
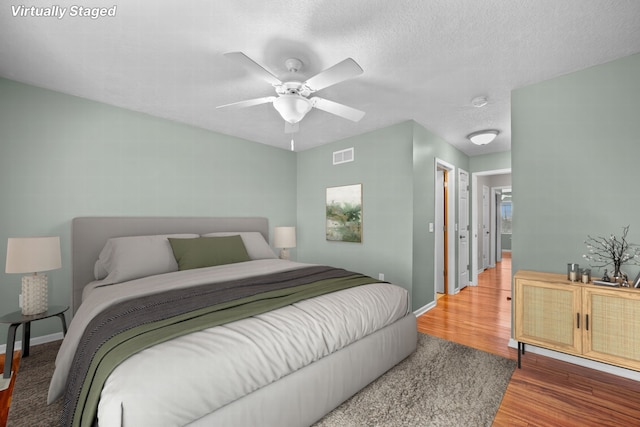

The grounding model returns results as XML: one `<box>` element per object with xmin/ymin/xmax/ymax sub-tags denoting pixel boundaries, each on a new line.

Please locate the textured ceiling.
<box><xmin>2</xmin><ymin>0</ymin><xmax>640</xmax><ymax>155</ymax></box>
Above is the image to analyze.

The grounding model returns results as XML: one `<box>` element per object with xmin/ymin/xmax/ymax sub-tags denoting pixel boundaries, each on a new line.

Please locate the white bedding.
<box><xmin>49</xmin><ymin>259</ymin><xmax>410</xmax><ymax>427</ymax></box>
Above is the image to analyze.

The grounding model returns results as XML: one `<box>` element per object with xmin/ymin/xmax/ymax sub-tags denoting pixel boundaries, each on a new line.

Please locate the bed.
<box><xmin>48</xmin><ymin>216</ymin><xmax>417</xmax><ymax>427</ymax></box>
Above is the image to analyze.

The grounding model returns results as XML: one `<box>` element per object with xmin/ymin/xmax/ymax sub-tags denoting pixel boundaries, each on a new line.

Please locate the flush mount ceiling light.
<box><xmin>471</xmin><ymin>96</ymin><xmax>488</xmax><ymax>108</ymax></box>
<box><xmin>467</xmin><ymin>129</ymin><xmax>499</xmax><ymax>145</ymax></box>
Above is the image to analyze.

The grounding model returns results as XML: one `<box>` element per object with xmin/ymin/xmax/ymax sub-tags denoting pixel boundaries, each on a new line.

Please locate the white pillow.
<box><xmin>200</xmin><ymin>231</ymin><xmax>276</xmax><ymax>260</ymax></box>
<box><xmin>94</xmin><ymin>234</ymin><xmax>199</xmax><ymax>283</ymax></box>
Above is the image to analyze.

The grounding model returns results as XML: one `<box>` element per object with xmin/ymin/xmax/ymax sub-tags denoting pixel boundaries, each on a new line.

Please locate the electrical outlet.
<box><xmin>378</xmin><ymin>273</ymin><xmax>385</xmax><ymax>281</ymax></box>
<box><xmin>19</xmin><ymin>294</ymin><xmax>23</xmax><ymax>308</ymax></box>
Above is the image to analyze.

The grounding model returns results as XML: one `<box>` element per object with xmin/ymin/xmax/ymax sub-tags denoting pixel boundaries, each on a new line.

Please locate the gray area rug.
<box><xmin>7</xmin><ymin>334</ymin><xmax>515</xmax><ymax>426</ymax></box>
<box><xmin>314</xmin><ymin>333</ymin><xmax>515</xmax><ymax>426</ymax></box>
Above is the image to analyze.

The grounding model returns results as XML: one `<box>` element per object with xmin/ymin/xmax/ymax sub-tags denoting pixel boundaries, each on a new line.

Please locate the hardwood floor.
<box><xmin>0</xmin><ymin>350</ymin><xmax>20</xmax><ymax>427</ymax></box>
<box><xmin>419</xmin><ymin>252</ymin><xmax>640</xmax><ymax>426</ymax></box>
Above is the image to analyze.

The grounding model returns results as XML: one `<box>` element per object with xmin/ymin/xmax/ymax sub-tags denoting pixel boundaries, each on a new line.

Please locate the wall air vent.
<box><xmin>333</xmin><ymin>147</ymin><xmax>354</xmax><ymax>165</ymax></box>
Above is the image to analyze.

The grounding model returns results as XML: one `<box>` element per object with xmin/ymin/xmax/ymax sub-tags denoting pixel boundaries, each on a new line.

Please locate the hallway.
<box><xmin>421</xmin><ymin>253</ymin><xmax>513</xmax><ymax>358</ymax></box>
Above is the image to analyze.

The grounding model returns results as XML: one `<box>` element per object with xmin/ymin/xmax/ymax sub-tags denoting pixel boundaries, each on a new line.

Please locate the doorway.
<box><xmin>490</xmin><ymin>186</ymin><xmax>512</xmax><ymax>266</ymax></box>
<box><xmin>435</xmin><ymin>169</ymin><xmax>448</xmax><ymax>295</ymax></box>
<box><xmin>434</xmin><ymin>158</ymin><xmax>456</xmax><ymax>298</ymax></box>
<box><xmin>458</xmin><ymin>169</ymin><xmax>470</xmax><ymax>290</ymax></box>
<box><xmin>471</xmin><ymin>169</ymin><xmax>512</xmax><ymax>286</ymax></box>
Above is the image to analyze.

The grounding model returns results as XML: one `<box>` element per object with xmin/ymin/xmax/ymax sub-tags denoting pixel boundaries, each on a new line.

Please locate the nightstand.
<box><xmin>1</xmin><ymin>305</ymin><xmax>68</xmax><ymax>380</ymax></box>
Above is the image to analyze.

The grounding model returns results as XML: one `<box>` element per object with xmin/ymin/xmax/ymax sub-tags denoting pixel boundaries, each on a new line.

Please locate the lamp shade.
<box><xmin>273</xmin><ymin>95</ymin><xmax>312</xmax><ymax>124</ymax></box>
<box><xmin>6</xmin><ymin>236</ymin><xmax>62</xmax><ymax>274</ymax></box>
<box><xmin>273</xmin><ymin>227</ymin><xmax>296</xmax><ymax>249</ymax></box>
<box><xmin>467</xmin><ymin>129</ymin><xmax>499</xmax><ymax>145</ymax></box>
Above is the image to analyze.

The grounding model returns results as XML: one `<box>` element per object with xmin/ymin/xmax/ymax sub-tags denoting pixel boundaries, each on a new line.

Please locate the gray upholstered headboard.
<box><xmin>71</xmin><ymin>216</ymin><xmax>269</xmax><ymax>315</ymax></box>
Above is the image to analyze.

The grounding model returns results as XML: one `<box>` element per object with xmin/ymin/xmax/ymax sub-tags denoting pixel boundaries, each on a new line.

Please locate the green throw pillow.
<box><xmin>168</xmin><ymin>236</ymin><xmax>250</xmax><ymax>271</ymax></box>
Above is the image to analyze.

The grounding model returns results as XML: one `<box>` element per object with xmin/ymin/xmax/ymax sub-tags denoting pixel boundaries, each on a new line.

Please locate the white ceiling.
<box><xmin>2</xmin><ymin>0</ymin><xmax>640</xmax><ymax>155</ymax></box>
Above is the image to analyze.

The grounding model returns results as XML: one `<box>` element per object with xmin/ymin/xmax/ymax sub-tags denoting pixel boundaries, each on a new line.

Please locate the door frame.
<box><xmin>491</xmin><ymin>187</ymin><xmax>500</xmax><ymax>266</ymax></box>
<box><xmin>471</xmin><ymin>168</ymin><xmax>511</xmax><ymax>286</ymax></box>
<box><xmin>435</xmin><ymin>169</ymin><xmax>446</xmax><ymax>294</ymax></box>
<box><xmin>434</xmin><ymin>158</ymin><xmax>456</xmax><ymax>297</ymax></box>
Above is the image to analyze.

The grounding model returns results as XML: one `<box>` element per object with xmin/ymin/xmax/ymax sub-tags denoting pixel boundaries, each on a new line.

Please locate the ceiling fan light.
<box><xmin>273</xmin><ymin>95</ymin><xmax>312</xmax><ymax>124</ymax></box>
<box><xmin>467</xmin><ymin>129</ymin><xmax>499</xmax><ymax>145</ymax></box>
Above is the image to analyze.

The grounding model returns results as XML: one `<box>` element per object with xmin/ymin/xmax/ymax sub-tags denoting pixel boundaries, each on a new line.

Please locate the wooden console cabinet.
<box><xmin>514</xmin><ymin>270</ymin><xmax>640</xmax><ymax>371</ymax></box>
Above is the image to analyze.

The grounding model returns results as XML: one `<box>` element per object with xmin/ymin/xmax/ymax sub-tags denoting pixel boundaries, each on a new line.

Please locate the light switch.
<box><xmin>429</xmin><ymin>223</ymin><xmax>434</xmax><ymax>232</ymax></box>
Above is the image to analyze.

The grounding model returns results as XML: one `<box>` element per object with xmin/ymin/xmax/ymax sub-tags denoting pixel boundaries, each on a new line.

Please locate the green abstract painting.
<box><xmin>326</xmin><ymin>184</ymin><xmax>362</xmax><ymax>242</ymax></box>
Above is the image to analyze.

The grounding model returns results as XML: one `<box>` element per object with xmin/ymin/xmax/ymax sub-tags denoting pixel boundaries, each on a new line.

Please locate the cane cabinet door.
<box><xmin>582</xmin><ymin>287</ymin><xmax>640</xmax><ymax>371</ymax></box>
<box><xmin>515</xmin><ymin>272</ymin><xmax>582</xmax><ymax>355</ymax></box>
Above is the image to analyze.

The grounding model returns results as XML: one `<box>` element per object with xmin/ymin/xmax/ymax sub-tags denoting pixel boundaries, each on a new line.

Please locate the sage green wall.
<box><xmin>296</xmin><ymin>122</ymin><xmax>415</xmax><ymax>299</ymax></box>
<box><xmin>512</xmin><ymin>52</ymin><xmax>640</xmax><ymax>278</ymax></box>
<box><xmin>412</xmin><ymin>123</ymin><xmax>470</xmax><ymax>307</ymax></box>
<box><xmin>296</xmin><ymin>120</ymin><xmax>470</xmax><ymax>311</ymax></box>
<box><xmin>469</xmin><ymin>151</ymin><xmax>511</xmax><ymax>173</ymax></box>
<box><xmin>0</xmin><ymin>78</ymin><xmax>296</xmax><ymax>346</ymax></box>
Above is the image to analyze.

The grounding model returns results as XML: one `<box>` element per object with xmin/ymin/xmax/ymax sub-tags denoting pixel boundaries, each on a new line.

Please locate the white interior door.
<box><xmin>435</xmin><ymin>170</ymin><xmax>445</xmax><ymax>294</ymax></box>
<box><xmin>489</xmin><ymin>188</ymin><xmax>497</xmax><ymax>267</ymax></box>
<box><xmin>482</xmin><ymin>185</ymin><xmax>490</xmax><ymax>270</ymax></box>
<box><xmin>495</xmin><ymin>191</ymin><xmax>502</xmax><ymax>262</ymax></box>
<box><xmin>458</xmin><ymin>169</ymin><xmax>469</xmax><ymax>289</ymax></box>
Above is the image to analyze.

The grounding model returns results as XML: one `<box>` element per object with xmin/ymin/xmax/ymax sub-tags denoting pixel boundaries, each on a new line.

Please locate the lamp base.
<box><xmin>22</xmin><ymin>274</ymin><xmax>48</xmax><ymax>315</ymax></box>
<box><xmin>279</xmin><ymin>248</ymin><xmax>290</xmax><ymax>260</ymax></box>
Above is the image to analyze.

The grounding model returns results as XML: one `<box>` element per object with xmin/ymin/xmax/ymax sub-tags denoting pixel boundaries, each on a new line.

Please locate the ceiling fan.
<box><xmin>217</xmin><ymin>52</ymin><xmax>366</xmax><ymax>133</ymax></box>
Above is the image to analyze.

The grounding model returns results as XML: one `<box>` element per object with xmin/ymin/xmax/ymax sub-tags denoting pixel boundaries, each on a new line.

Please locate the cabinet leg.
<box><xmin>517</xmin><ymin>342</ymin><xmax>523</xmax><ymax>369</ymax></box>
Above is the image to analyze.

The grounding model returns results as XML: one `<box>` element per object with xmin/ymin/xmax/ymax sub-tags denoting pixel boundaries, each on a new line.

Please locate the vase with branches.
<box><xmin>583</xmin><ymin>225</ymin><xmax>640</xmax><ymax>282</ymax></box>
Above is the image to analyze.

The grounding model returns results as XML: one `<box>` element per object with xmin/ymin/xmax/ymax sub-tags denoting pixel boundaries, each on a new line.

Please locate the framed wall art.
<box><xmin>326</xmin><ymin>183</ymin><xmax>362</xmax><ymax>242</ymax></box>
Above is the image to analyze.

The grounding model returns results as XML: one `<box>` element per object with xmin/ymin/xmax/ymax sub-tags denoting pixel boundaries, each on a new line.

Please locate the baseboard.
<box><xmin>0</xmin><ymin>332</ymin><xmax>64</xmax><ymax>355</ymax></box>
<box><xmin>413</xmin><ymin>300</ymin><xmax>436</xmax><ymax>317</ymax></box>
<box><xmin>508</xmin><ymin>338</ymin><xmax>640</xmax><ymax>381</ymax></box>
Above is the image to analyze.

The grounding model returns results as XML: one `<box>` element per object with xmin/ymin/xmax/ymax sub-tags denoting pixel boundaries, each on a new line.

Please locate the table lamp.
<box><xmin>5</xmin><ymin>236</ymin><xmax>61</xmax><ymax>315</ymax></box>
<box><xmin>273</xmin><ymin>227</ymin><xmax>296</xmax><ymax>260</ymax></box>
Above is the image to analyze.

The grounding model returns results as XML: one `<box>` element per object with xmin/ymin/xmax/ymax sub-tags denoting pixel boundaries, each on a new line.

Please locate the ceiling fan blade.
<box><xmin>310</xmin><ymin>97</ymin><xmax>365</xmax><ymax>122</ymax></box>
<box><xmin>216</xmin><ymin>96</ymin><xmax>276</xmax><ymax>110</ymax></box>
<box><xmin>284</xmin><ymin>122</ymin><xmax>299</xmax><ymax>134</ymax></box>
<box><xmin>224</xmin><ymin>52</ymin><xmax>282</xmax><ymax>86</ymax></box>
<box><xmin>305</xmin><ymin>58</ymin><xmax>363</xmax><ymax>92</ymax></box>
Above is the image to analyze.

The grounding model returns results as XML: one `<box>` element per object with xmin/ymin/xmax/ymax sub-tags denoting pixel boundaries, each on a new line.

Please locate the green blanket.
<box><xmin>62</xmin><ymin>265</ymin><xmax>381</xmax><ymax>427</ymax></box>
